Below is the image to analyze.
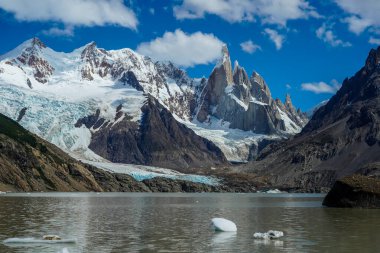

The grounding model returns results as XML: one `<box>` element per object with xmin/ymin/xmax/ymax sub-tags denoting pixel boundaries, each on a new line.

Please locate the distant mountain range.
<box><xmin>0</xmin><ymin>37</ymin><xmax>306</xmax><ymax>168</ymax></box>
<box><xmin>2</xmin><ymin>38</ymin><xmax>377</xmax><ymax>193</ymax></box>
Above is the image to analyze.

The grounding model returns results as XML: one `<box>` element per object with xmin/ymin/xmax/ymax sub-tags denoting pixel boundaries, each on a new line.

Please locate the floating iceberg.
<box><xmin>253</xmin><ymin>230</ymin><xmax>284</xmax><ymax>239</ymax></box>
<box><xmin>211</xmin><ymin>218</ymin><xmax>237</xmax><ymax>232</ymax></box>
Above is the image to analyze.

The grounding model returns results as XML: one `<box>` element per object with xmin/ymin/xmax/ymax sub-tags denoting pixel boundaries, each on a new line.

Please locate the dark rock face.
<box><xmin>16</xmin><ymin>107</ymin><xmax>28</xmax><ymax>122</ymax></box>
<box><xmin>75</xmin><ymin>109</ymin><xmax>110</xmax><ymax>131</ymax></box>
<box><xmin>323</xmin><ymin>175</ymin><xmax>380</xmax><ymax>208</ymax></box>
<box><xmin>247</xmin><ymin>47</ymin><xmax>380</xmax><ymax>192</ymax></box>
<box><xmin>119</xmin><ymin>71</ymin><xmax>144</xmax><ymax>91</ymax></box>
<box><xmin>197</xmin><ymin>46</ymin><xmax>307</xmax><ymax>135</ymax></box>
<box><xmin>26</xmin><ymin>78</ymin><xmax>32</xmax><ymax>89</ymax></box>
<box><xmin>85</xmin><ymin>96</ymin><xmax>228</xmax><ymax>170</ymax></box>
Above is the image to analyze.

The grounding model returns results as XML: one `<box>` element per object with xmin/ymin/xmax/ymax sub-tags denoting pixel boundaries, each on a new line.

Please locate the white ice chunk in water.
<box><xmin>3</xmin><ymin>237</ymin><xmax>76</xmax><ymax>244</ymax></box>
<box><xmin>211</xmin><ymin>218</ymin><xmax>237</xmax><ymax>232</ymax></box>
<box><xmin>265</xmin><ymin>189</ymin><xmax>283</xmax><ymax>194</ymax></box>
<box><xmin>253</xmin><ymin>230</ymin><xmax>284</xmax><ymax>239</ymax></box>
<box><xmin>43</xmin><ymin>235</ymin><xmax>61</xmax><ymax>240</ymax></box>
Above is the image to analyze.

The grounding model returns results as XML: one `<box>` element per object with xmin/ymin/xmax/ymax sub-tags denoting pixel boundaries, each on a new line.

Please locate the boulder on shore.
<box><xmin>323</xmin><ymin>175</ymin><xmax>380</xmax><ymax>208</ymax></box>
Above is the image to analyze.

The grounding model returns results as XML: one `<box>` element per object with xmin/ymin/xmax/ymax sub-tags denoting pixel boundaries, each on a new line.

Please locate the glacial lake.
<box><xmin>0</xmin><ymin>193</ymin><xmax>379</xmax><ymax>253</ymax></box>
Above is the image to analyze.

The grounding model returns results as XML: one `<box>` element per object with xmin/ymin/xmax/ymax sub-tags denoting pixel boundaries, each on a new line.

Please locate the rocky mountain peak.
<box><xmin>285</xmin><ymin>94</ymin><xmax>295</xmax><ymax>111</ymax></box>
<box><xmin>285</xmin><ymin>93</ymin><xmax>291</xmax><ymax>103</ymax></box>
<box><xmin>197</xmin><ymin>47</ymin><xmax>308</xmax><ymax>135</ymax></box>
<box><xmin>254</xmin><ymin>47</ymin><xmax>380</xmax><ymax>191</ymax></box>
<box><xmin>216</xmin><ymin>44</ymin><xmax>233</xmax><ymax>84</ymax></box>
<box><xmin>221</xmin><ymin>44</ymin><xmax>230</xmax><ymax>61</ymax></box>
<box><xmin>250</xmin><ymin>71</ymin><xmax>272</xmax><ymax>103</ymax></box>
<box><xmin>7</xmin><ymin>37</ymin><xmax>54</xmax><ymax>84</ymax></box>
<box><xmin>303</xmin><ymin>46</ymin><xmax>380</xmax><ymax>135</ymax></box>
<box><xmin>30</xmin><ymin>37</ymin><xmax>46</xmax><ymax>49</ymax></box>
<box><xmin>233</xmin><ymin>60</ymin><xmax>239</xmax><ymax>73</ymax></box>
<box><xmin>275</xmin><ymin>98</ymin><xmax>285</xmax><ymax>108</ymax></box>
<box><xmin>232</xmin><ymin>62</ymin><xmax>249</xmax><ymax>88</ymax></box>
<box><xmin>81</xmin><ymin>41</ymin><xmax>99</xmax><ymax>59</ymax></box>
<box><xmin>365</xmin><ymin>46</ymin><xmax>380</xmax><ymax>71</ymax></box>
<box><xmin>16</xmin><ymin>37</ymin><xmax>47</xmax><ymax>57</ymax></box>
<box><xmin>80</xmin><ymin>42</ymin><xmax>112</xmax><ymax>80</ymax></box>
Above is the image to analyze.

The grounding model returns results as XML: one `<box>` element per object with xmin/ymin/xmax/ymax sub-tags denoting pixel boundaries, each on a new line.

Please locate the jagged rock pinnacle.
<box><xmin>285</xmin><ymin>93</ymin><xmax>292</xmax><ymax>105</ymax></box>
<box><xmin>233</xmin><ymin>60</ymin><xmax>239</xmax><ymax>74</ymax></box>
<box><xmin>365</xmin><ymin>46</ymin><xmax>380</xmax><ymax>71</ymax></box>
<box><xmin>30</xmin><ymin>37</ymin><xmax>46</xmax><ymax>49</ymax></box>
<box><xmin>218</xmin><ymin>44</ymin><xmax>233</xmax><ymax>84</ymax></box>
<box><xmin>222</xmin><ymin>44</ymin><xmax>229</xmax><ymax>58</ymax></box>
<box><xmin>87</xmin><ymin>41</ymin><xmax>97</xmax><ymax>47</ymax></box>
<box><xmin>81</xmin><ymin>41</ymin><xmax>98</xmax><ymax>59</ymax></box>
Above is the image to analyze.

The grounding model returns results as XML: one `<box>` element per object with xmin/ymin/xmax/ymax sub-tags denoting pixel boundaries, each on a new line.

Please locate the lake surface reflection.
<box><xmin>0</xmin><ymin>193</ymin><xmax>379</xmax><ymax>252</ymax></box>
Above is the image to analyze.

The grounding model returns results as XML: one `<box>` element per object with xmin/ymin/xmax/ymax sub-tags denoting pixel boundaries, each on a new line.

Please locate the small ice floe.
<box><xmin>264</xmin><ymin>189</ymin><xmax>283</xmax><ymax>194</ymax></box>
<box><xmin>253</xmin><ymin>238</ymin><xmax>284</xmax><ymax>247</ymax></box>
<box><xmin>43</xmin><ymin>235</ymin><xmax>61</xmax><ymax>240</ymax></box>
<box><xmin>3</xmin><ymin>236</ymin><xmax>76</xmax><ymax>244</ymax></box>
<box><xmin>211</xmin><ymin>218</ymin><xmax>237</xmax><ymax>232</ymax></box>
<box><xmin>253</xmin><ymin>230</ymin><xmax>284</xmax><ymax>239</ymax></box>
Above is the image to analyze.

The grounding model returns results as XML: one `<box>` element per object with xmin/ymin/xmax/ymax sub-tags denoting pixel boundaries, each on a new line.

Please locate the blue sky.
<box><xmin>1</xmin><ymin>0</ymin><xmax>380</xmax><ymax>111</ymax></box>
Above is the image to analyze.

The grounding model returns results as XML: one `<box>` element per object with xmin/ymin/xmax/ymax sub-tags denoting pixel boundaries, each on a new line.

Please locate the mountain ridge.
<box><xmin>0</xmin><ymin>37</ymin><xmax>308</xmax><ymax>168</ymax></box>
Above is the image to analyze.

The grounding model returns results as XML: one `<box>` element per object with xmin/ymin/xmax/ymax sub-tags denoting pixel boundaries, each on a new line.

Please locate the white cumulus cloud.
<box><xmin>136</xmin><ymin>29</ymin><xmax>224</xmax><ymax>67</ymax></box>
<box><xmin>301</xmin><ymin>80</ymin><xmax>341</xmax><ymax>94</ymax></box>
<box><xmin>41</xmin><ymin>26</ymin><xmax>74</xmax><ymax>37</ymax></box>
<box><xmin>0</xmin><ymin>0</ymin><xmax>138</xmax><ymax>29</ymax></box>
<box><xmin>316</xmin><ymin>23</ymin><xmax>352</xmax><ymax>47</ymax></box>
<box><xmin>240</xmin><ymin>40</ymin><xmax>261</xmax><ymax>54</ymax></box>
<box><xmin>174</xmin><ymin>0</ymin><xmax>255</xmax><ymax>23</ymax></box>
<box><xmin>264</xmin><ymin>28</ymin><xmax>284</xmax><ymax>50</ymax></box>
<box><xmin>369</xmin><ymin>37</ymin><xmax>380</xmax><ymax>45</ymax></box>
<box><xmin>335</xmin><ymin>0</ymin><xmax>380</xmax><ymax>35</ymax></box>
<box><xmin>342</xmin><ymin>16</ymin><xmax>372</xmax><ymax>35</ymax></box>
<box><xmin>173</xmin><ymin>0</ymin><xmax>320</xmax><ymax>26</ymax></box>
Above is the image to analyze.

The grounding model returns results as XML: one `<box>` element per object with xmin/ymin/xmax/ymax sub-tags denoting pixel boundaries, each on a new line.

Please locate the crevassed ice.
<box><xmin>0</xmin><ymin>83</ymin><xmax>219</xmax><ymax>185</ymax></box>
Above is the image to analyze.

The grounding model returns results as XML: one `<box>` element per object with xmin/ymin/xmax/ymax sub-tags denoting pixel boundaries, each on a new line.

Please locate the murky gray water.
<box><xmin>0</xmin><ymin>193</ymin><xmax>379</xmax><ymax>253</ymax></box>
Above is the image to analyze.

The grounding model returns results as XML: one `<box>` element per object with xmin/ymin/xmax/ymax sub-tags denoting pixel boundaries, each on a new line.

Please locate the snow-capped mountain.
<box><xmin>0</xmin><ymin>38</ymin><xmax>307</xmax><ymax>166</ymax></box>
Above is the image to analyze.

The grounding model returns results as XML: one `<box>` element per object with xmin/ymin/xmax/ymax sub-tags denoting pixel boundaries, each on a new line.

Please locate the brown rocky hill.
<box><xmin>0</xmin><ymin>112</ymin><xmax>151</xmax><ymax>192</ymax></box>
<box><xmin>245</xmin><ymin>47</ymin><xmax>380</xmax><ymax>192</ymax></box>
